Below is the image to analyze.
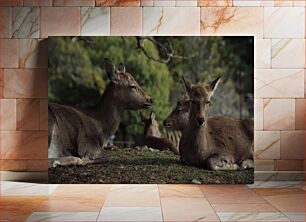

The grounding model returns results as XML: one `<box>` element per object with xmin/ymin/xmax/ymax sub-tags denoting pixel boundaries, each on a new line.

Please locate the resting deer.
<box><xmin>48</xmin><ymin>58</ymin><xmax>153</xmax><ymax>167</ymax></box>
<box><xmin>178</xmin><ymin>76</ymin><xmax>254</xmax><ymax>170</ymax></box>
<box><xmin>134</xmin><ymin>112</ymin><xmax>179</xmax><ymax>154</ymax></box>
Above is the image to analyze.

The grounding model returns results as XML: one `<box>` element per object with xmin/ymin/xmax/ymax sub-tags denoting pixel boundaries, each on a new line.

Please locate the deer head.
<box><xmin>140</xmin><ymin>111</ymin><xmax>161</xmax><ymax>137</ymax></box>
<box><xmin>182</xmin><ymin>76</ymin><xmax>220</xmax><ymax>128</ymax></box>
<box><xmin>104</xmin><ymin>58</ymin><xmax>153</xmax><ymax>110</ymax></box>
<box><xmin>163</xmin><ymin>94</ymin><xmax>190</xmax><ymax>131</ymax></box>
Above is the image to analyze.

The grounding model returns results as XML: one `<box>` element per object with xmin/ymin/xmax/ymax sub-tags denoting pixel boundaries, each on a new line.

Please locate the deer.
<box><xmin>134</xmin><ymin>112</ymin><xmax>179</xmax><ymax>155</ymax></box>
<box><xmin>48</xmin><ymin>58</ymin><xmax>153</xmax><ymax>167</ymax></box>
<box><xmin>177</xmin><ymin>76</ymin><xmax>254</xmax><ymax>170</ymax></box>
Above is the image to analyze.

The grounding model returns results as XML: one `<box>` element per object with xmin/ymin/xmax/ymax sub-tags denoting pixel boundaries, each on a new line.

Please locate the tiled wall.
<box><xmin>0</xmin><ymin>0</ymin><xmax>305</xmax><ymax>180</ymax></box>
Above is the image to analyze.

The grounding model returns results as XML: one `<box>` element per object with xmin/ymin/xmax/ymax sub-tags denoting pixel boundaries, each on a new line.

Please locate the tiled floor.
<box><xmin>0</xmin><ymin>181</ymin><xmax>305</xmax><ymax>221</ymax></box>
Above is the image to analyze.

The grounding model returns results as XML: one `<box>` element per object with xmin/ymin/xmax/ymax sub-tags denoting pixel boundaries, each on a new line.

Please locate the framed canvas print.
<box><xmin>48</xmin><ymin>36</ymin><xmax>254</xmax><ymax>184</ymax></box>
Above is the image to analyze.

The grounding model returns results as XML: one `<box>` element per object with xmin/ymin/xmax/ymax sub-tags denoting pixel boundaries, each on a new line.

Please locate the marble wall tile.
<box><xmin>255</xmin><ymin>39</ymin><xmax>271</xmax><ymax>68</ymax></box>
<box><xmin>0</xmin><ymin>0</ymin><xmax>22</xmax><ymax>6</ymax></box>
<box><xmin>3</xmin><ymin>69</ymin><xmax>48</xmax><ymax>98</ymax></box>
<box><xmin>293</xmin><ymin>0</ymin><xmax>305</xmax><ymax>6</ymax></box>
<box><xmin>254</xmin><ymin>131</ymin><xmax>280</xmax><ymax>160</ymax></box>
<box><xmin>141</xmin><ymin>0</ymin><xmax>153</xmax><ymax>6</ymax></box>
<box><xmin>263</xmin><ymin>99</ymin><xmax>295</xmax><ymax>130</ymax></box>
<box><xmin>81</xmin><ymin>7</ymin><xmax>110</xmax><ymax>36</ymax></box>
<box><xmin>154</xmin><ymin>0</ymin><xmax>176</xmax><ymax>6</ymax></box>
<box><xmin>53</xmin><ymin>0</ymin><xmax>95</xmax><ymax>6</ymax></box>
<box><xmin>217</xmin><ymin>212</ymin><xmax>291</xmax><ymax>222</ymax></box>
<box><xmin>176</xmin><ymin>0</ymin><xmax>197</xmax><ymax>6</ymax></box>
<box><xmin>264</xmin><ymin>7</ymin><xmax>305</xmax><ymax>38</ymax></box>
<box><xmin>212</xmin><ymin>203</ymin><xmax>278</xmax><ymax>212</ymax></box>
<box><xmin>275</xmin><ymin>160</ymin><xmax>304</xmax><ymax>171</ymax></box>
<box><xmin>39</xmin><ymin>99</ymin><xmax>48</xmax><ymax>130</ymax></box>
<box><xmin>17</xmin><ymin>99</ymin><xmax>40</xmax><ymax>130</ymax></box>
<box><xmin>0</xmin><ymin>159</ymin><xmax>27</xmax><ymax>171</ymax></box>
<box><xmin>198</xmin><ymin>0</ymin><xmax>232</xmax><ymax>6</ymax></box>
<box><xmin>254</xmin><ymin>160</ymin><xmax>275</xmax><ymax>171</ymax></box>
<box><xmin>143</xmin><ymin>7</ymin><xmax>200</xmax><ymax>35</ymax></box>
<box><xmin>0</xmin><ymin>131</ymin><xmax>48</xmax><ymax>159</ymax></box>
<box><xmin>274</xmin><ymin>0</ymin><xmax>293</xmax><ymax>6</ymax></box>
<box><xmin>295</xmin><ymin>99</ymin><xmax>304</xmax><ymax>130</ymax></box>
<box><xmin>0</xmin><ymin>7</ymin><xmax>11</xmax><ymax>38</ymax></box>
<box><xmin>233</xmin><ymin>0</ymin><xmax>260</xmax><ymax>6</ymax></box>
<box><xmin>23</xmin><ymin>0</ymin><xmax>52</xmax><ymax>6</ymax></box>
<box><xmin>26</xmin><ymin>212</ymin><xmax>99</xmax><ymax>222</ymax></box>
<box><xmin>254</xmin><ymin>99</ymin><xmax>263</xmax><ymax>130</ymax></box>
<box><xmin>12</xmin><ymin>7</ymin><xmax>39</xmax><ymax>38</ymax></box>
<box><xmin>0</xmin><ymin>99</ymin><xmax>16</xmax><ymax>131</ymax></box>
<box><xmin>19</xmin><ymin>39</ymin><xmax>48</xmax><ymax>68</ymax></box>
<box><xmin>305</xmin><ymin>70</ymin><xmax>306</xmax><ymax>98</ymax></box>
<box><xmin>0</xmin><ymin>39</ymin><xmax>18</xmax><ymax>68</ymax></box>
<box><xmin>0</xmin><ymin>69</ymin><xmax>3</xmax><ymax>98</ymax></box>
<box><xmin>96</xmin><ymin>0</ymin><xmax>140</xmax><ymax>6</ymax></box>
<box><xmin>40</xmin><ymin>7</ymin><xmax>80</xmax><ymax>38</ymax></box>
<box><xmin>159</xmin><ymin>184</ymin><xmax>204</xmax><ymax>198</ymax></box>
<box><xmin>200</xmin><ymin>7</ymin><xmax>263</xmax><ymax>37</ymax></box>
<box><xmin>110</xmin><ymin>7</ymin><xmax>142</xmax><ymax>35</ymax></box>
<box><xmin>280</xmin><ymin>131</ymin><xmax>304</xmax><ymax>159</ymax></box>
<box><xmin>260</xmin><ymin>0</ymin><xmax>274</xmax><ymax>6</ymax></box>
<box><xmin>256</xmin><ymin>69</ymin><xmax>304</xmax><ymax>98</ymax></box>
<box><xmin>27</xmin><ymin>159</ymin><xmax>48</xmax><ymax>171</ymax></box>
<box><xmin>271</xmin><ymin>39</ymin><xmax>305</xmax><ymax>68</ymax></box>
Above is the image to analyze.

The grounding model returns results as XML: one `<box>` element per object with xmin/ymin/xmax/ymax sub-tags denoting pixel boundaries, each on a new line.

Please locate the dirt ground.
<box><xmin>49</xmin><ymin>147</ymin><xmax>254</xmax><ymax>184</ymax></box>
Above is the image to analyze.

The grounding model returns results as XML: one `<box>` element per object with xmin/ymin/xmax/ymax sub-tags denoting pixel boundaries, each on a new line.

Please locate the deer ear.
<box><xmin>150</xmin><ymin>112</ymin><xmax>156</xmax><ymax>120</ymax></box>
<box><xmin>209</xmin><ymin>76</ymin><xmax>221</xmax><ymax>96</ymax></box>
<box><xmin>140</xmin><ymin>112</ymin><xmax>147</xmax><ymax>123</ymax></box>
<box><xmin>117</xmin><ymin>63</ymin><xmax>126</xmax><ymax>74</ymax></box>
<box><xmin>182</xmin><ymin>76</ymin><xmax>192</xmax><ymax>95</ymax></box>
<box><xmin>104</xmin><ymin>58</ymin><xmax>120</xmax><ymax>82</ymax></box>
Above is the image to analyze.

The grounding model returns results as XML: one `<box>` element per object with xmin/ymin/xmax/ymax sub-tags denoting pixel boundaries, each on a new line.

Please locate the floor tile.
<box><xmin>97</xmin><ymin>207</ymin><xmax>162</xmax><ymax>221</ymax></box>
<box><xmin>158</xmin><ymin>184</ymin><xmax>204</xmax><ymax>198</ymax></box>
<box><xmin>0</xmin><ymin>196</ymin><xmax>47</xmax><ymax>221</ymax></box>
<box><xmin>217</xmin><ymin>212</ymin><xmax>291</xmax><ymax>221</ymax></box>
<box><xmin>161</xmin><ymin>197</ymin><xmax>219</xmax><ymax>221</ymax></box>
<box><xmin>248</xmin><ymin>181</ymin><xmax>304</xmax><ymax>189</ymax></box>
<box><xmin>103</xmin><ymin>184</ymin><xmax>160</xmax><ymax>207</ymax></box>
<box><xmin>212</xmin><ymin>203</ymin><xmax>278</xmax><ymax>212</ymax></box>
<box><xmin>52</xmin><ymin>184</ymin><xmax>111</xmax><ymax>198</ymax></box>
<box><xmin>283</xmin><ymin>212</ymin><xmax>305</xmax><ymax>221</ymax></box>
<box><xmin>200</xmin><ymin>185</ymin><xmax>266</xmax><ymax>204</ymax></box>
<box><xmin>25</xmin><ymin>212</ymin><xmax>99</xmax><ymax>221</ymax></box>
<box><xmin>1</xmin><ymin>181</ymin><xmax>58</xmax><ymax>196</ymax></box>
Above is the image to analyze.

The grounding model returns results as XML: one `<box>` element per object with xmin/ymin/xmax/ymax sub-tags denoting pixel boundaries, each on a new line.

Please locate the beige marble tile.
<box><xmin>0</xmin><ymin>99</ymin><xmax>16</xmax><ymax>131</ymax></box>
<box><xmin>264</xmin><ymin>7</ymin><xmax>305</xmax><ymax>38</ymax></box>
<box><xmin>176</xmin><ymin>0</ymin><xmax>197</xmax><ymax>6</ymax></box>
<box><xmin>198</xmin><ymin>0</ymin><xmax>232</xmax><ymax>6</ymax></box>
<box><xmin>23</xmin><ymin>0</ymin><xmax>52</xmax><ymax>6</ymax></box>
<box><xmin>255</xmin><ymin>39</ymin><xmax>271</xmax><ymax>68</ymax></box>
<box><xmin>254</xmin><ymin>131</ymin><xmax>280</xmax><ymax>160</ymax></box>
<box><xmin>263</xmin><ymin>99</ymin><xmax>295</xmax><ymax>130</ymax></box>
<box><xmin>111</xmin><ymin>7</ymin><xmax>142</xmax><ymax>35</ymax></box>
<box><xmin>0</xmin><ymin>39</ymin><xmax>18</xmax><ymax>68</ymax></box>
<box><xmin>271</xmin><ymin>39</ymin><xmax>305</xmax><ymax>68</ymax></box>
<box><xmin>274</xmin><ymin>0</ymin><xmax>293</xmax><ymax>6</ymax></box>
<box><xmin>295</xmin><ymin>99</ymin><xmax>305</xmax><ymax>130</ymax></box>
<box><xmin>304</xmin><ymin>70</ymin><xmax>306</xmax><ymax>98</ymax></box>
<box><xmin>154</xmin><ymin>0</ymin><xmax>175</xmax><ymax>6</ymax></box>
<box><xmin>40</xmin><ymin>7</ymin><xmax>80</xmax><ymax>38</ymax></box>
<box><xmin>17</xmin><ymin>99</ymin><xmax>40</xmax><ymax>130</ymax></box>
<box><xmin>12</xmin><ymin>7</ymin><xmax>39</xmax><ymax>38</ymax></box>
<box><xmin>53</xmin><ymin>0</ymin><xmax>95</xmax><ymax>6</ymax></box>
<box><xmin>233</xmin><ymin>0</ymin><xmax>260</xmax><ymax>6</ymax></box>
<box><xmin>0</xmin><ymin>7</ymin><xmax>11</xmax><ymax>38</ymax></box>
<box><xmin>3</xmin><ymin>69</ymin><xmax>48</xmax><ymax>98</ymax></box>
<box><xmin>260</xmin><ymin>0</ymin><xmax>274</xmax><ymax>5</ymax></box>
<box><xmin>81</xmin><ymin>7</ymin><xmax>110</xmax><ymax>36</ymax></box>
<box><xmin>0</xmin><ymin>131</ymin><xmax>48</xmax><ymax>159</ymax></box>
<box><xmin>280</xmin><ymin>131</ymin><xmax>304</xmax><ymax>160</ymax></box>
<box><xmin>39</xmin><ymin>99</ymin><xmax>48</xmax><ymax>130</ymax></box>
<box><xmin>143</xmin><ymin>7</ymin><xmax>200</xmax><ymax>35</ymax></box>
<box><xmin>0</xmin><ymin>0</ymin><xmax>23</xmax><ymax>6</ymax></box>
<box><xmin>293</xmin><ymin>0</ymin><xmax>305</xmax><ymax>6</ymax></box>
<box><xmin>161</xmin><ymin>197</ymin><xmax>219</xmax><ymax>221</ymax></box>
<box><xmin>212</xmin><ymin>203</ymin><xmax>278</xmax><ymax>212</ymax></box>
<box><xmin>254</xmin><ymin>159</ymin><xmax>275</xmax><ymax>171</ymax></box>
<box><xmin>159</xmin><ymin>184</ymin><xmax>204</xmax><ymax>198</ymax></box>
<box><xmin>19</xmin><ymin>39</ymin><xmax>48</xmax><ymax>68</ymax></box>
<box><xmin>254</xmin><ymin>99</ymin><xmax>263</xmax><ymax>130</ymax></box>
<box><xmin>217</xmin><ymin>212</ymin><xmax>291</xmax><ymax>221</ymax></box>
<box><xmin>256</xmin><ymin>69</ymin><xmax>304</xmax><ymax>98</ymax></box>
<box><xmin>141</xmin><ymin>0</ymin><xmax>153</xmax><ymax>6</ymax></box>
<box><xmin>200</xmin><ymin>7</ymin><xmax>263</xmax><ymax>37</ymax></box>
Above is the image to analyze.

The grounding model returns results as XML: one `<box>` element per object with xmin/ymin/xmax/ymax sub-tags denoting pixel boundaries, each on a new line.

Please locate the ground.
<box><xmin>49</xmin><ymin>147</ymin><xmax>254</xmax><ymax>184</ymax></box>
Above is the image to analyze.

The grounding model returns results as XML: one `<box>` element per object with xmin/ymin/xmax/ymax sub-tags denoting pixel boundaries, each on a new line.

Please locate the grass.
<box><xmin>49</xmin><ymin>146</ymin><xmax>254</xmax><ymax>184</ymax></box>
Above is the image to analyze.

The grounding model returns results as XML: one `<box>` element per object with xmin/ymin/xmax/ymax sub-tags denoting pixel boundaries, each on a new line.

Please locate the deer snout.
<box><xmin>196</xmin><ymin>117</ymin><xmax>205</xmax><ymax>127</ymax></box>
<box><xmin>144</xmin><ymin>97</ymin><xmax>153</xmax><ymax>108</ymax></box>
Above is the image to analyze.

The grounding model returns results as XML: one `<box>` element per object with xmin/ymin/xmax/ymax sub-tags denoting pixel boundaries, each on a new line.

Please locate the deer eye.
<box><xmin>206</xmin><ymin>101</ymin><xmax>211</xmax><ymax>105</ymax></box>
<box><xmin>129</xmin><ymin>85</ymin><xmax>137</xmax><ymax>90</ymax></box>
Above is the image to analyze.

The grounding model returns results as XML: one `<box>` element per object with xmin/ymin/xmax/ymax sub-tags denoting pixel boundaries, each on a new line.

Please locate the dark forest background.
<box><xmin>48</xmin><ymin>36</ymin><xmax>254</xmax><ymax>143</ymax></box>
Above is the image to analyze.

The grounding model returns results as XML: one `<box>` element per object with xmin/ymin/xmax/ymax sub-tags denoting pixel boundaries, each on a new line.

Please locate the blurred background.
<box><xmin>48</xmin><ymin>36</ymin><xmax>254</xmax><ymax>145</ymax></box>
